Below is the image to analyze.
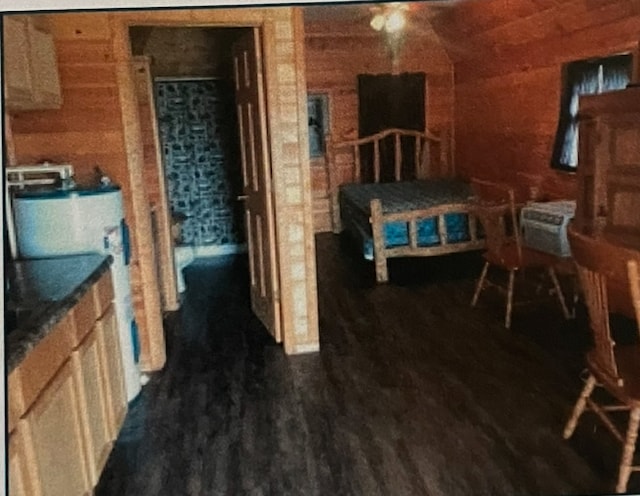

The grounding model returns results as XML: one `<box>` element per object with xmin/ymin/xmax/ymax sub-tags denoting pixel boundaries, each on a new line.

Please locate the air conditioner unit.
<box><xmin>520</xmin><ymin>200</ymin><xmax>576</xmax><ymax>257</ymax></box>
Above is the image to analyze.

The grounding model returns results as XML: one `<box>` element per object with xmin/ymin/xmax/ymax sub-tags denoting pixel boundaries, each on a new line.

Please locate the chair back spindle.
<box><xmin>470</xmin><ymin>178</ymin><xmax>522</xmax><ymax>265</ymax></box>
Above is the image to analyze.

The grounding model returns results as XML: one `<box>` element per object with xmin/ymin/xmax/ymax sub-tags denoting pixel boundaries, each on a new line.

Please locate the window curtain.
<box><xmin>551</xmin><ymin>54</ymin><xmax>631</xmax><ymax>170</ymax></box>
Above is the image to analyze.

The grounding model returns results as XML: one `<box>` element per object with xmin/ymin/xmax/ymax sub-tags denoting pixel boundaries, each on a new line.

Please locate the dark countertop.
<box><xmin>5</xmin><ymin>254</ymin><xmax>113</xmax><ymax>373</ymax></box>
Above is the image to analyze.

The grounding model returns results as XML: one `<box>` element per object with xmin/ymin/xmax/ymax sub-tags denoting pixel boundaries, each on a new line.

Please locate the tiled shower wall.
<box><xmin>155</xmin><ymin>79</ymin><xmax>244</xmax><ymax>246</ymax></box>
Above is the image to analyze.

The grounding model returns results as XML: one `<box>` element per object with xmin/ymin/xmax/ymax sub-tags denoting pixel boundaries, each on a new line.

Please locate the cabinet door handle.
<box><xmin>237</xmin><ymin>195</ymin><xmax>248</xmax><ymax>201</ymax></box>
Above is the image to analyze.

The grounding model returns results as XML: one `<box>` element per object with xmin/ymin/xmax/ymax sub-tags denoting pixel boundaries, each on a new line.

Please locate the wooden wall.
<box><xmin>304</xmin><ymin>13</ymin><xmax>454</xmax><ymax>231</ymax></box>
<box><xmin>430</xmin><ymin>0</ymin><xmax>640</xmax><ymax>200</ymax></box>
<box><xmin>10</xmin><ymin>8</ymin><xmax>320</xmax><ymax>357</ymax></box>
<box><xmin>10</xmin><ymin>13</ymin><xmax>167</xmax><ymax>372</ymax></box>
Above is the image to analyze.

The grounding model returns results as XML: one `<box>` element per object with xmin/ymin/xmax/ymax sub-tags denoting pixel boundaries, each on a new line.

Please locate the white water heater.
<box><xmin>13</xmin><ymin>185</ymin><xmax>142</xmax><ymax>402</ymax></box>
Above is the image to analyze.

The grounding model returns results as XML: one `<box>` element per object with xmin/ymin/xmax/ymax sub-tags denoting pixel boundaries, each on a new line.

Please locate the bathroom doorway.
<box><xmin>119</xmin><ymin>11</ymin><xmax>318</xmax><ymax>355</ymax></box>
<box><xmin>154</xmin><ymin>77</ymin><xmax>244</xmax><ymax>250</ymax></box>
<box><xmin>130</xmin><ymin>27</ymin><xmax>248</xmax><ymax>297</ymax></box>
<box><xmin>131</xmin><ymin>27</ymin><xmax>246</xmax><ymax>253</ymax></box>
<box><xmin>129</xmin><ymin>24</ymin><xmax>284</xmax><ymax>342</ymax></box>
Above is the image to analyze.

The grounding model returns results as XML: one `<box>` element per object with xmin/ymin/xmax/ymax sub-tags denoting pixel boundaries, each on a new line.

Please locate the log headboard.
<box><xmin>325</xmin><ymin>127</ymin><xmax>450</xmax><ymax>232</ymax></box>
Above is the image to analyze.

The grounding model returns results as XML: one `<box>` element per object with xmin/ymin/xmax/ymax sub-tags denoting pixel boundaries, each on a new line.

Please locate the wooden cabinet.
<box><xmin>29</xmin><ymin>359</ymin><xmax>91</xmax><ymax>496</ymax></box>
<box><xmin>7</xmin><ymin>269</ymin><xmax>127</xmax><ymax>496</ymax></box>
<box><xmin>72</xmin><ymin>331</ymin><xmax>113</xmax><ymax>486</ymax></box>
<box><xmin>575</xmin><ymin>86</ymin><xmax>640</xmax><ymax>249</ymax></box>
<box><xmin>3</xmin><ymin>15</ymin><xmax>62</xmax><ymax>111</ymax></box>
<box><xmin>8</xmin><ymin>419</ymin><xmax>42</xmax><ymax>496</ymax></box>
<box><xmin>4</xmin><ymin>17</ymin><xmax>33</xmax><ymax>105</ymax></box>
<box><xmin>97</xmin><ymin>306</ymin><xmax>128</xmax><ymax>439</ymax></box>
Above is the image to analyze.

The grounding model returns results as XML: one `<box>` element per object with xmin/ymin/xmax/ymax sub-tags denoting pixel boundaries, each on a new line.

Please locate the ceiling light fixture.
<box><xmin>370</xmin><ymin>3</ymin><xmax>408</xmax><ymax>34</ymax></box>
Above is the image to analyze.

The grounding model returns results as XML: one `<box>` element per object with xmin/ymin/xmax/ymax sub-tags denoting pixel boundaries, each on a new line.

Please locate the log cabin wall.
<box><xmin>430</xmin><ymin>0</ymin><xmax>640</xmax><ymax>200</ymax></box>
<box><xmin>304</xmin><ymin>11</ymin><xmax>454</xmax><ymax>232</ymax></box>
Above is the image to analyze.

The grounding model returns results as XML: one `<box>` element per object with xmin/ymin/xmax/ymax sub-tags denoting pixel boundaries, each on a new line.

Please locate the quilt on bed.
<box><xmin>339</xmin><ymin>179</ymin><xmax>474</xmax><ymax>260</ymax></box>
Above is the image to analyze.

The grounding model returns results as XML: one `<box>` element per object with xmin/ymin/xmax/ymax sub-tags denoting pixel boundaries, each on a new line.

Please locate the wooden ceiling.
<box><xmin>302</xmin><ymin>0</ymin><xmax>640</xmax><ymax>62</ymax></box>
<box><xmin>302</xmin><ymin>1</ymin><xmax>456</xmax><ymax>26</ymax></box>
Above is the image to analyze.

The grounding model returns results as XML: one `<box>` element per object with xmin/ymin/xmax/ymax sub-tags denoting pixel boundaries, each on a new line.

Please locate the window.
<box><xmin>551</xmin><ymin>53</ymin><xmax>632</xmax><ymax>171</ymax></box>
<box><xmin>307</xmin><ymin>93</ymin><xmax>329</xmax><ymax>159</ymax></box>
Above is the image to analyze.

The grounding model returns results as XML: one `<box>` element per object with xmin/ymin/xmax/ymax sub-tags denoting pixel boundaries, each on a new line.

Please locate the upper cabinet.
<box><xmin>3</xmin><ymin>15</ymin><xmax>62</xmax><ymax>112</ymax></box>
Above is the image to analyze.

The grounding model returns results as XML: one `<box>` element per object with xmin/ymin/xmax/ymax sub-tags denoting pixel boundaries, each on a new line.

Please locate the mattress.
<box><xmin>339</xmin><ymin>179</ymin><xmax>474</xmax><ymax>260</ymax></box>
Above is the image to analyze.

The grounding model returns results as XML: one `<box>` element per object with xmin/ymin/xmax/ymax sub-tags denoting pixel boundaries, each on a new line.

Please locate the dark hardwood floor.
<box><xmin>95</xmin><ymin>233</ymin><xmax>640</xmax><ymax>496</ymax></box>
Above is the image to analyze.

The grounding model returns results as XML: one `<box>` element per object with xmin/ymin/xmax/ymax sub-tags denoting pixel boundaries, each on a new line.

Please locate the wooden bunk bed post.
<box><xmin>394</xmin><ymin>133</ymin><xmax>402</xmax><ymax>181</ymax></box>
<box><xmin>439</xmin><ymin>128</ymin><xmax>450</xmax><ymax>177</ymax></box>
<box><xmin>353</xmin><ymin>144</ymin><xmax>361</xmax><ymax>183</ymax></box>
<box><xmin>414</xmin><ymin>135</ymin><xmax>422</xmax><ymax>179</ymax></box>
<box><xmin>370</xmin><ymin>199</ymin><xmax>389</xmax><ymax>283</ymax></box>
<box><xmin>373</xmin><ymin>140</ymin><xmax>381</xmax><ymax>183</ymax></box>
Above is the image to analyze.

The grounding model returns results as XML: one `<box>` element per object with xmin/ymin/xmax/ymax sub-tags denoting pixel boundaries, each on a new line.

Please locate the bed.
<box><xmin>327</xmin><ymin>128</ymin><xmax>484</xmax><ymax>283</ymax></box>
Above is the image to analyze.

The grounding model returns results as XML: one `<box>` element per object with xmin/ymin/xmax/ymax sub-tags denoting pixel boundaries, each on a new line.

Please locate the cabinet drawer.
<box><xmin>72</xmin><ymin>289</ymin><xmax>97</xmax><ymax>347</ymax></box>
<box><xmin>15</xmin><ymin>314</ymin><xmax>74</xmax><ymax>418</ymax></box>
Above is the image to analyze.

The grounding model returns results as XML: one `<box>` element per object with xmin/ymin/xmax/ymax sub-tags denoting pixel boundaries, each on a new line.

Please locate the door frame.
<box><xmin>112</xmin><ymin>8</ymin><xmax>319</xmax><ymax>355</ymax></box>
<box><xmin>130</xmin><ymin>55</ymin><xmax>179</xmax><ymax>312</ymax></box>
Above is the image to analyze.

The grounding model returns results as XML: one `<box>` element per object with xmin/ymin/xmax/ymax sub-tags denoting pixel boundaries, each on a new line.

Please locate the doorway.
<box><xmin>154</xmin><ymin>77</ymin><xmax>244</xmax><ymax>250</ymax></box>
<box><xmin>130</xmin><ymin>27</ymin><xmax>246</xmax><ymax>256</ymax></box>
<box><xmin>129</xmin><ymin>24</ymin><xmax>284</xmax><ymax>343</ymax></box>
<box><xmin>116</xmin><ymin>10</ymin><xmax>319</xmax><ymax>356</ymax></box>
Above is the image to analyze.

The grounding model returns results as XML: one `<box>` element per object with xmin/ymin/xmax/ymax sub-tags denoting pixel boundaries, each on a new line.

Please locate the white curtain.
<box><xmin>552</xmin><ymin>54</ymin><xmax>631</xmax><ymax>169</ymax></box>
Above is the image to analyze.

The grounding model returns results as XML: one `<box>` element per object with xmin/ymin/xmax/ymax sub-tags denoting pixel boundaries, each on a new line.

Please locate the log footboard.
<box><xmin>369</xmin><ymin>199</ymin><xmax>484</xmax><ymax>283</ymax></box>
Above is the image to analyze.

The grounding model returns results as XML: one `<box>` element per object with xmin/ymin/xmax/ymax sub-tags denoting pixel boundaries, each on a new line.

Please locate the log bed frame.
<box><xmin>327</xmin><ymin>128</ymin><xmax>484</xmax><ymax>283</ymax></box>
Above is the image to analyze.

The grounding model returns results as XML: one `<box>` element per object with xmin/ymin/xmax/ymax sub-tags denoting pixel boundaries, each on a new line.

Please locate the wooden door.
<box><xmin>9</xmin><ymin>419</ymin><xmax>43</xmax><ymax>496</ymax></box>
<box><xmin>71</xmin><ymin>330</ymin><xmax>112</xmax><ymax>486</ymax></box>
<box><xmin>358</xmin><ymin>73</ymin><xmax>425</xmax><ymax>136</ymax></box>
<box><xmin>132</xmin><ymin>56</ymin><xmax>179</xmax><ymax>312</ymax></box>
<box><xmin>357</xmin><ymin>73</ymin><xmax>426</xmax><ymax>182</ymax></box>
<box><xmin>3</xmin><ymin>16</ymin><xmax>33</xmax><ymax>107</ymax></box>
<box><xmin>232</xmin><ymin>28</ymin><xmax>282</xmax><ymax>342</ymax></box>
<box><xmin>97</xmin><ymin>305</ymin><xmax>127</xmax><ymax>439</ymax></box>
<box><xmin>28</xmin><ymin>359</ymin><xmax>91</xmax><ymax>496</ymax></box>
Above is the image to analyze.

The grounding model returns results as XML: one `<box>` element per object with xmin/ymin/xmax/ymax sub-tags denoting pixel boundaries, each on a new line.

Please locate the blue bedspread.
<box><xmin>339</xmin><ymin>179</ymin><xmax>474</xmax><ymax>260</ymax></box>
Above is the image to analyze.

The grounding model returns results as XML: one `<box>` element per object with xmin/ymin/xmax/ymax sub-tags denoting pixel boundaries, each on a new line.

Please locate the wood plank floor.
<box><xmin>95</xmin><ymin>233</ymin><xmax>640</xmax><ymax>496</ymax></box>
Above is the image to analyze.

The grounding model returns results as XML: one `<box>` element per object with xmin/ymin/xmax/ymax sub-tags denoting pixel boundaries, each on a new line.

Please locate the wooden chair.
<box><xmin>563</xmin><ymin>228</ymin><xmax>640</xmax><ymax>494</ymax></box>
<box><xmin>469</xmin><ymin>178</ymin><xmax>570</xmax><ymax>328</ymax></box>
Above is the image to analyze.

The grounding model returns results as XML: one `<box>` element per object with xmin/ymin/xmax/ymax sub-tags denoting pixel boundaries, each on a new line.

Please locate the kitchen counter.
<box><xmin>5</xmin><ymin>253</ymin><xmax>113</xmax><ymax>373</ymax></box>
